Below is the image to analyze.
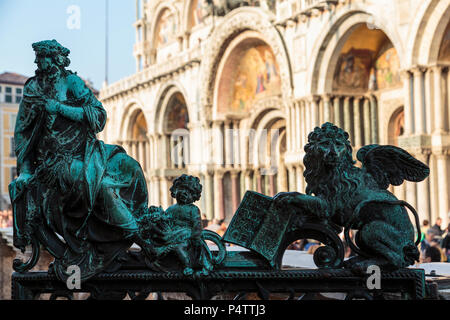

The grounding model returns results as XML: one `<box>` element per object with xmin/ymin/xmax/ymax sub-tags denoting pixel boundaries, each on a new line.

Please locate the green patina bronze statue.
<box><xmin>138</xmin><ymin>175</ymin><xmax>214</xmax><ymax>275</ymax></box>
<box><xmin>9</xmin><ymin>40</ymin><xmax>158</xmax><ymax>282</ymax></box>
<box><xmin>10</xmin><ymin>41</ymin><xmax>432</xmax><ymax>300</ymax></box>
<box><xmin>272</xmin><ymin>122</ymin><xmax>429</xmax><ymax>271</ymax></box>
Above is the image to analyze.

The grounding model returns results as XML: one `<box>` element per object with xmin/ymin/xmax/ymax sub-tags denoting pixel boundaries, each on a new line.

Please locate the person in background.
<box><xmin>421</xmin><ymin>219</ymin><xmax>430</xmax><ymax>241</ymax></box>
<box><xmin>201</xmin><ymin>214</ymin><xmax>209</xmax><ymax>229</ymax></box>
<box><xmin>420</xmin><ymin>229</ymin><xmax>437</xmax><ymax>254</ymax></box>
<box><xmin>217</xmin><ymin>221</ymin><xmax>228</xmax><ymax>237</ymax></box>
<box><xmin>441</xmin><ymin>223</ymin><xmax>450</xmax><ymax>262</ymax></box>
<box><xmin>205</xmin><ymin>218</ymin><xmax>221</xmax><ymax>233</ymax></box>
<box><xmin>430</xmin><ymin>217</ymin><xmax>444</xmax><ymax>237</ymax></box>
<box><xmin>421</xmin><ymin>246</ymin><xmax>442</xmax><ymax>263</ymax></box>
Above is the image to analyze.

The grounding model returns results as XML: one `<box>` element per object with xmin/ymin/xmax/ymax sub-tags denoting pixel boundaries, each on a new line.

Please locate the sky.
<box><xmin>0</xmin><ymin>0</ymin><xmax>136</xmax><ymax>90</ymax></box>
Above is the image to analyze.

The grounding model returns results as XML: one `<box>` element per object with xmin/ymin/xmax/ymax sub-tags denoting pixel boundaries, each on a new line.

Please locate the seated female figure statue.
<box><xmin>9</xmin><ymin>40</ymin><xmax>155</xmax><ymax>282</ymax></box>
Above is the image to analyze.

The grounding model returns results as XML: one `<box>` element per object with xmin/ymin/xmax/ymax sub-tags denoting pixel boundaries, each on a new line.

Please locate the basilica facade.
<box><xmin>99</xmin><ymin>0</ymin><xmax>450</xmax><ymax>227</ymax></box>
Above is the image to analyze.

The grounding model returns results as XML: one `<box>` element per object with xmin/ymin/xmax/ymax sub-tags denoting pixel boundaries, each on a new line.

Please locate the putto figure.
<box><xmin>274</xmin><ymin>122</ymin><xmax>429</xmax><ymax>271</ymax></box>
<box><xmin>9</xmin><ymin>40</ymin><xmax>156</xmax><ymax>282</ymax></box>
<box><xmin>141</xmin><ymin>175</ymin><xmax>214</xmax><ymax>276</ymax></box>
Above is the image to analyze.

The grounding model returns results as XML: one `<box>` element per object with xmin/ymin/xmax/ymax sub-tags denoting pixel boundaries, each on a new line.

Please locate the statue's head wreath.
<box><xmin>32</xmin><ymin>40</ymin><xmax>71</xmax><ymax>68</ymax></box>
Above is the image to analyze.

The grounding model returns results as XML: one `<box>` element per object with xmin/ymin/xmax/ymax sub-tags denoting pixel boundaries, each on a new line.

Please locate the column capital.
<box><xmin>432</xmin><ymin>147</ymin><xmax>450</xmax><ymax>157</ymax></box>
<box><xmin>400</xmin><ymin>69</ymin><xmax>412</xmax><ymax>79</ymax></box>
<box><xmin>307</xmin><ymin>94</ymin><xmax>321</xmax><ymax>103</ymax></box>
<box><xmin>322</xmin><ymin>94</ymin><xmax>331</xmax><ymax>102</ymax></box>
<box><xmin>230</xmin><ymin>170</ymin><xmax>240</xmax><ymax>179</ymax></box>
<box><xmin>214</xmin><ymin>169</ymin><xmax>225</xmax><ymax>179</ymax></box>
<box><xmin>211</xmin><ymin>119</ymin><xmax>223</xmax><ymax>128</ymax></box>
<box><xmin>410</xmin><ymin>65</ymin><xmax>427</xmax><ymax>75</ymax></box>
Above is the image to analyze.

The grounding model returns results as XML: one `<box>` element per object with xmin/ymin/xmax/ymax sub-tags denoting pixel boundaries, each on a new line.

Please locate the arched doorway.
<box><xmin>152</xmin><ymin>87</ymin><xmax>191</xmax><ymax>209</ymax></box>
<box><xmin>388</xmin><ymin>107</ymin><xmax>405</xmax><ymax>146</ymax></box>
<box><xmin>328</xmin><ymin>24</ymin><xmax>401</xmax><ymax>149</ymax></box>
<box><xmin>164</xmin><ymin>92</ymin><xmax>190</xmax><ymax>170</ymax></box>
<box><xmin>124</xmin><ymin>108</ymin><xmax>149</xmax><ymax>174</ymax></box>
<box><xmin>211</xmin><ymin>31</ymin><xmax>288</xmax><ymax>222</ymax></box>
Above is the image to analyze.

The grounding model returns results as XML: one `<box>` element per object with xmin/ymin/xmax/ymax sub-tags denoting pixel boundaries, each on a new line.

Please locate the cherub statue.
<box><xmin>139</xmin><ymin>175</ymin><xmax>214</xmax><ymax>276</ymax></box>
<box><xmin>9</xmin><ymin>40</ymin><xmax>156</xmax><ymax>282</ymax></box>
<box><xmin>274</xmin><ymin>123</ymin><xmax>429</xmax><ymax>271</ymax></box>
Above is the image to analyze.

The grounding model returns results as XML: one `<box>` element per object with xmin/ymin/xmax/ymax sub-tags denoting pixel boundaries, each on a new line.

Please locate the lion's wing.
<box><xmin>357</xmin><ymin>144</ymin><xmax>430</xmax><ymax>189</ymax></box>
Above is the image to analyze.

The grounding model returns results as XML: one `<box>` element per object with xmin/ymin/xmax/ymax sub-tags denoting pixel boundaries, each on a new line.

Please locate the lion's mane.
<box><xmin>303</xmin><ymin>123</ymin><xmax>364</xmax><ymax>214</ymax></box>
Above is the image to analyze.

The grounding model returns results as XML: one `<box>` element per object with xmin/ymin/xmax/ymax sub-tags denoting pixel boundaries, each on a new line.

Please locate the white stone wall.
<box><xmin>100</xmin><ymin>0</ymin><xmax>450</xmax><ymax>227</ymax></box>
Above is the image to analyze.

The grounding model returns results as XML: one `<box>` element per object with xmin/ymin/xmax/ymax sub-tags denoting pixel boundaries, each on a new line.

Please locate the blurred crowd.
<box><xmin>2</xmin><ymin>209</ymin><xmax>449</xmax><ymax>264</ymax></box>
<box><xmin>419</xmin><ymin>218</ymin><xmax>450</xmax><ymax>263</ymax></box>
<box><xmin>200</xmin><ymin>213</ymin><xmax>450</xmax><ymax>264</ymax></box>
<box><xmin>0</xmin><ymin>208</ymin><xmax>12</xmax><ymax>228</ymax></box>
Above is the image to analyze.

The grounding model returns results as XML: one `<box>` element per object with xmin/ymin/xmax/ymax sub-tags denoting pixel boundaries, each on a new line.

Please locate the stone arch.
<box><xmin>118</xmin><ymin>102</ymin><xmax>150</xmax><ymax>172</ymax></box>
<box><xmin>213</xmin><ymin>30</ymin><xmax>283</xmax><ymax>119</ymax></box>
<box><xmin>387</xmin><ymin>106</ymin><xmax>405</xmax><ymax>146</ymax></box>
<box><xmin>409</xmin><ymin>0</ymin><xmax>450</xmax><ymax>65</ymax></box>
<box><xmin>251</xmin><ymin>109</ymin><xmax>286</xmax><ymax>167</ymax></box>
<box><xmin>119</xmin><ymin>99</ymin><xmax>147</xmax><ymax>141</ymax></box>
<box><xmin>182</xmin><ymin>0</ymin><xmax>210</xmax><ymax>31</ymax></box>
<box><xmin>308</xmin><ymin>10</ymin><xmax>404</xmax><ymax>95</ymax></box>
<box><xmin>153</xmin><ymin>82</ymin><xmax>192</xmax><ymax>135</ymax></box>
<box><xmin>198</xmin><ymin>7</ymin><xmax>293</xmax><ymax>121</ymax></box>
<box><xmin>242</xmin><ymin>104</ymin><xmax>288</xmax><ymax>195</ymax></box>
<box><xmin>153</xmin><ymin>83</ymin><xmax>191</xmax><ymax>170</ymax></box>
<box><xmin>148</xmin><ymin>1</ymin><xmax>181</xmax><ymax>52</ymax></box>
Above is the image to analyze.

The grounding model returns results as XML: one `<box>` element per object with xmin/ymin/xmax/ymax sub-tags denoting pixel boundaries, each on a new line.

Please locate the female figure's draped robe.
<box><xmin>10</xmin><ymin>71</ymin><xmax>149</xmax><ymax>281</ymax></box>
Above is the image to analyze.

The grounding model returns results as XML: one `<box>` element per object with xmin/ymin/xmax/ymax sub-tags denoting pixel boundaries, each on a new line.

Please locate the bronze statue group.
<box><xmin>9</xmin><ymin>40</ymin><xmax>433</xmax><ymax>284</ymax></box>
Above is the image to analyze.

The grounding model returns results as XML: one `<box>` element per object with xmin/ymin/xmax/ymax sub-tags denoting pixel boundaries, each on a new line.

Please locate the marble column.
<box><xmin>153</xmin><ymin>176</ymin><xmax>161</xmax><ymax>206</ymax></box>
<box><xmin>412</xmin><ymin>67</ymin><xmax>426</xmax><ymax>135</ymax></box>
<box><xmin>323</xmin><ymin>95</ymin><xmax>331</xmax><ymax>123</ymax></box>
<box><xmin>244</xmin><ymin>170</ymin><xmax>253</xmax><ymax>191</ymax></box>
<box><xmin>295</xmin><ymin>101</ymin><xmax>301</xmax><ymax>151</ymax></box>
<box><xmin>436</xmin><ymin>154</ymin><xmax>449</xmax><ymax>226</ymax></box>
<box><xmin>160</xmin><ymin>177</ymin><xmax>170</xmax><ymax>209</ymax></box>
<box><xmin>204</xmin><ymin>172</ymin><xmax>214</xmax><ymax>220</ymax></box>
<box><xmin>213</xmin><ymin>171</ymin><xmax>225</xmax><ymax>220</ymax></box>
<box><xmin>169</xmin><ymin>137</ymin><xmax>176</xmax><ymax>168</ymax></box>
<box><xmin>402</xmin><ymin>70</ymin><xmax>414</xmax><ymax>135</ymax></box>
<box><xmin>233</xmin><ymin>120</ymin><xmax>240</xmax><ymax>167</ymax></box>
<box><xmin>432</xmin><ymin>66</ymin><xmax>444</xmax><ymax>134</ymax></box>
<box><xmin>214</xmin><ymin>121</ymin><xmax>225</xmax><ymax>166</ymax></box>
<box><xmin>363</xmin><ymin>97</ymin><xmax>371</xmax><ymax>145</ymax></box>
<box><xmin>405</xmin><ymin>181</ymin><xmax>417</xmax><ymax>213</ymax></box>
<box><xmin>269</xmin><ymin>174</ymin><xmax>276</xmax><ymax>196</ymax></box>
<box><xmin>131</xmin><ymin>141</ymin><xmax>138</xmax><ymax>160</ymax></box>
<box><xmin>255</xmin><ymin>170</ymin><xmax>262</xmax><ymax>193</ymax></box>
<box><xmin>287</xmin><ymin>104</ymin><xmax>293</xmax><ymax>152</ymax></box>
<box><xmin>310</xmin><ymin>96</ymin><xmax>319</xmax><ymax>128</ymax></box>
<box><xmin>333</xmin><ymin>96</ymin><xmax>341</xmax><ymax>128</ymax></box>
<box><xmin>343</xmin><ymin>97</ymin><xmax>353</xmax><ymax>142</ymax></box>
<box><xmin>231</xmin><ymin>171</ymin><xmax>240</xmax><ymax>213</ymax></box>
<box><xmin>353</xmin><ymin>97</ymin><xmax>362</xmax><ymax>148</ymax></box>
<box><xmin>147</xmin><ymin>136</ymin><xmax>153</xmax><ymax>172</ymax></box>
<box><xmin>369</xmin><ymin>95</ymin><xmax>378</xmax><ymax>144</ymax></box>
<box><xmin>178</xmin><ymin>136</ymin><xmax>184</xmax><ymax>168</ymax></box>
<box><xmin>415</xmin><ymin>152</ymin><xmax>431</xmax><ymax>223</ymax></box>
<box><xmin>138</xmin><ymin>141</ymin><xmax>145</xmax><ymax>170</ymax></box>
<box><xmin>296</xmin><ymin>166</ymin><xmax>304</xmax><ymax>193</ymax></box>
<box><xmin>305</xmin><ymin>99</ymin><xmax>311</xmax><ymax>138</ymax></box>
<box><xmin>428</xmin><ymin>155</ymin><xmax>439</xmax><ymax>226</ymax></box>
<box><xmin>224</xmin><ymin>120</ymin><xmax>232</xmax><ymax>167</ymax></box>
<box><xmin>301</xmin><ymin>100</ymin><xmax>307</xmax><ymax>147</ymax></box>
<box><xmin>424</xmin><ymin>68</ymin><xmax>433</xmax><ymax>134</ymax></box>
<box><xmin>288</xmin><ymin>165</ymin><xmax>296</xmax><ymax>192</ymax></box>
